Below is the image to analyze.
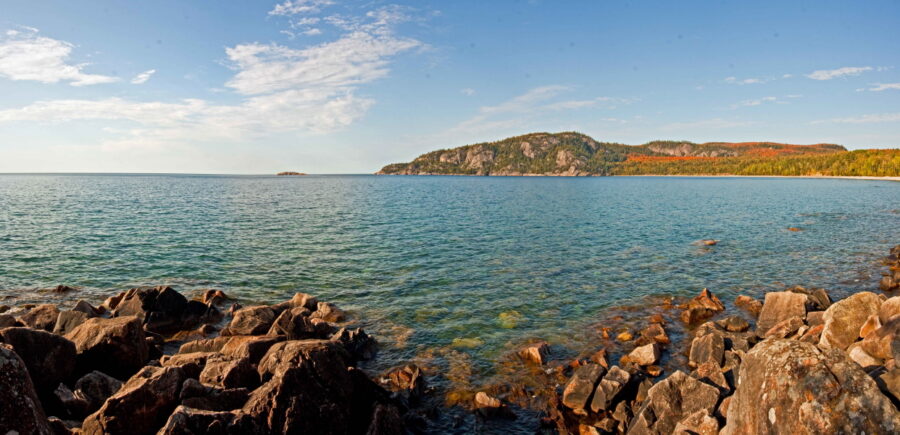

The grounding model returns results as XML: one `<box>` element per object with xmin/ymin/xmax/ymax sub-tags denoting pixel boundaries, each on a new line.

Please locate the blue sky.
<box><xmin>0</xmin><ymin>0</ymin><xmax>898</xmax><ymax>173</ymax></box>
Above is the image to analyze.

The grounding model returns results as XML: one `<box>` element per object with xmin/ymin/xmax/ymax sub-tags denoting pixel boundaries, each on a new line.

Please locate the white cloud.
<box><xmin>863</xmin><ymin>83</ymin><xmax>900</xmax><ymax>92</ymax></box>
<box><xmin>806</xmin><ymin>66</ymin><xmax>872</xmax><ymax>80</ymax></box>
<box><xmin>130</xmin><ymin>69</ymin><xmax>156</xmax><ymax>84</ymax></box>
<box><xmin>811</xmin><ymin>113</ymin><xmax>900</xmax><ymax>124</ymax></box>
<box><xmin>724</xmin><ymin>76</ymin><xmax>768</xmax><ymax>85</ymax></box>
<box><xmin>269</xmin><ymin>0</ymin><xmax>334</xmax><ymax>16</ymax></box>
<box><xmin>731</xmin><ymin>96</ymin><xmax>777</xmax><ymax>108</ymax></box>
<box><xmin>782</xmin><ymin>74</ymin><xmax>793</xmax><ymax>78</ymax></box>
<box><xmin>461</xmin><ymin>88</ymin><xmax>475</xmax><ymax>96</ymax></box>
<box><xmin>0</xmin><ymin>27</ymin><xmax>118</xmax><ymax>86</ymax></box>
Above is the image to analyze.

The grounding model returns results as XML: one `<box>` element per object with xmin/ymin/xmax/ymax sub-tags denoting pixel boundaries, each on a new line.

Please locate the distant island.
<box><xmin>377</xmin><ymin>132</ymin><xmax>900</xmax><ymax>177</ymax></box>
<box><xmin>276</xmin><ymin>171</ymin><xmax>307</xmax><ymax>176</ymax></box>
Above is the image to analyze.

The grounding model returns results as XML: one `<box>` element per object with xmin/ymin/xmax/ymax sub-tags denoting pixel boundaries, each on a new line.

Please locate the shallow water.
<box><xmin>1</xmin><ymin>174</ymin><xmax>898</xmax><ymax>391</ymax></box>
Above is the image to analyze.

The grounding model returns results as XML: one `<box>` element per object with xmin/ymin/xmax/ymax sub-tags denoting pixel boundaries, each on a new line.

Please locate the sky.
<box><xmin>0</xmin><ymin>0</ymin><xmax>898</xmax><ymax>174</ymax></box>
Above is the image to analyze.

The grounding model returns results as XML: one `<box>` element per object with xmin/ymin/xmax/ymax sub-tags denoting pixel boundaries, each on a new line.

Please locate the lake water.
<box><xmin>1</xmin><ymin>174</ymin><xmax>898</xmax><ymax>395</ymax></box>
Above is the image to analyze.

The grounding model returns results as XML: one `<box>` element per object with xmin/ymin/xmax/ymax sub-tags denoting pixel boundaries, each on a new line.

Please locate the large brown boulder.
<box><xmin>65</xmin><ymin>316</ymin><xmax>149</xmax><ymax>379</ymax></box>
<box><xmin>818</xmin><ymin>291</ymin><xmax>882</xmax><ymax>351</ymax></box>
<box><xmin>199</xmin><ymin>355</ymin><xmax>259</xmax><ymax>390</ymax></box>
<box><xmin>680</xmin><ymin>289</ymin><xmax>724</xmax><ymax>324</ymax></box>
<box><xmin>590</xmin><ymin>365</ymin><xmax>631</xmax><ymax>413</ymax></box>
<box><xmin>0</xmin><ymin>327</ymin><xmax>76</xmax><ymax>395</ymax></box>
<box><xmin>0</xmin><ymin>344</ymin><xmax>52</xmax><ymax>435</ymax></box>
<box><xmin>113</xmin><ymin>286</ymin><xmax>220</xmax><ymax>334</ymax></box>
<box><xmin>222</xmin><ymin>306</ymin><xmax>277</xmax><ymax>336</ymax></box>
<box><xmin>562</xmin><ymin>363</ymin><xmax>605</xmax><ymax>414</ymax></box>
<box><xmin>331</xmin><ymin>327</ymin><xmax>378</xmax><ymax>362</ymax></box>
<box><xmin>81</xmin><ymin>366</ymin><xmax>186</xmax><ymax>435</ymax></box>
<box><xmin>157</xmin><ymin>405</ymin><xmax>249</xmax><ymax>435</ymax></box>
<box><xmin>75</xmin><ymin>370</ymin><xmax>123</xmax><ymax>413</ymax></box>
<box><xmin>755</xmin><ymin>291</ymin><xmax>807</xmax><ymax>335</ymax></box>
<box><xmin>19</xmin><ymin>303</ymin><xmax>61</xmax><ymax>331</ymax></box>
<box><xmin>627</xmin><ymin>370</ymin><xmax>720</xmax><ymax>435</ymax></box>
<box><xmin>721</xmin><ymin>339</ymin><xmax>900</xmax><ymax>434</ymax></box>
<box><xmin>52</xmin><ymin>310</ymin><xmax>90</xmax><ymax>335</ymax></box>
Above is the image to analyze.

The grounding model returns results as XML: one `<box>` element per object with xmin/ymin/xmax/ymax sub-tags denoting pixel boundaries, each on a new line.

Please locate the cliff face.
<box><xmin>376</xmin><ymin>132</ymin><xmax>847</xmax><ymax>176</ymax></box>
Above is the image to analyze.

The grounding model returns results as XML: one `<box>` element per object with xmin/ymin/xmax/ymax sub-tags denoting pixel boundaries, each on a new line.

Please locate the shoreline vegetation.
<box><xmin>376</xmin><ymin>132</ymin><xmax>900</xmax><ymax>178</ymax></box>
<box><xmin>1</xmin><ymin>245</ymin><xmax>900</xmax><ymax>433</ymax></box>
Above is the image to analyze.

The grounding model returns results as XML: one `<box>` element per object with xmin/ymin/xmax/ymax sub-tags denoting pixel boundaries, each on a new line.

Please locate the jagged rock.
<box><xmin>680</xmin><ymin>289</ymin><xmax>724</xmax><ymax>324</ymax></box>
<box><xmin>157</xmin><ymin>405</ymin><xmax>242</xmax><ymax>435</ymax></box>
<box><xmin>721</xmin><ymin>339</ymin><xmax>900</xmax><ymax>434</ymax></box>
<box><xmin>638</xmin><ymin>323</ymin><xmax>669</xmax><ymax>345</ymax></box>
<box><xmin>518</xmin><ymin>342</ymin><xmax>550</xmax><ymax>365</ymax></box>
<box><xmin>879</xmin><ymin>368</ymin><xmax>900</xmax><ymax>402</ymax></box>
<box><xmin>310</xmin><ymin>301</ymin><xmax>347</xmax><ymax>323</ymax></box>
<box><xmin>0</xmin><ymin>326</ymin><xmax>76</xmax><ymax>395</ymax></box>
<box><xmin>806</xmin><ymin>310</ymin><xmax>825</xmax><ymax>326</ymax></box>
<box><xmin>47</xmin><ymin>416</ymin><xmax>74</xmax><ymax>435</ymax></box>
<box><xmin>590</xmin><ymin>348</ymin><xmax>609</xmax><ymax>368</ymax></box>
<box><xmin>178</xmin><ymin>336</ymin><xmax>231</xmax><ymax>354</ymax></box>
<box><xmin>819</xmin><ymin>291</ymin><xmax>882</xmax><ymax>351</ymax></box>
<box><xmin>623</xmin><ymin>343</ymin><xmax>661</xmax><ymax>366</ymax></box>
<box><xmin>161</xmin><ymin>351</ymin><xmax>213</xmax><ymax>378</ymax></box>
<box><xmin>52</xmin><ymin>310</ymin><xmax>90</xmax><ymax>335</ymax></box>
<box><xmin>880</xmin><ymin>296</ymin><xmax>900</xmax><ymax>323</ymax></box>
<box><xmin>74</xmin><ymin>370</ymin><xmax>123</xmax><ymax>413</ymax></box>
<box><xmin>332</xmin><ymin>327</ymin><xmax>378</xmax><ymax>362</ymax></box>
<box><xmin>199</xmin><ymin>355</ymin><xmax>259</xmax><ymax>389</ymax></box>
<box><xmin>860</xmin><ymin>314</ymin><xmax>882</xmax><ymax>338</ymax></box>
<box><xmin>113</xmin><ymin>286</ymin><xmax>220</xmax><ymax>334</ymax></box>
<box><xmin>786</xmin><ymin>285</ymin><xmax>832</xmax><ymax>311</ymax></box>
<box><xmin>0</xmin><ymin>344</ymin><xmax>52</xmax><ymax>435</ymax></box>
<box><xmin>474</xmin><ymin>391</ymin><xmax>505</xmax><ymax>417</ymax></box>
<box><xmin>179</xmin><ymin>378</ymin><xmax>250</xmax><ymax>411</ymax></box>
<box><xmin>591</xmin><ymin>365</ymin><xmax>630</xmax><ymax>412</ymax></box>
<box><xmin>858</xmin><ymin>316</ymin><xmax>900</xmax><ymax>360</ymax></box>
<box><xmin>672</xmin><ymin>409</ymin><xmax>719</xmax><ymax>435</ymax></box>
<box><xmin>756</xmin><ymin>291</ymin><xmax>807</xmax><ymax>335</ymax></box>
<box><xmin>55</xmin><ymin>383</ymin><xmax>89</xmax><ymax>417</ymax></box>
<box><xmin>763</xmin><ymin>316</ymin><xmax>805</xmax><ymax>339</ymax></box>
<box><xmin>199</xmin><ymin>289</ymin><xmax>230</xmax><ymax>306</ymax></box>
<box><xmin>65</xmin><ymin>316</ymin><xmax>149</xmax><ymax>379</ymax></box>
<box><xmin>19</xmin><ymin>303</ymin><xmax>61</xmax><ymax>331</ymax></box>
<box><xmin>73</xmin><ymin>300</ymin><xmax>101</xmax><ymax>317</ymax></box>
<box><xmin>267</xmin><ymin>306</ymin><xmax>330</xmax><ymax>341</ymax></box>
<box><xmin>367</xmin><ymin>402</ymin><xmax>406</xmax><ymax>434</ymax></box>
<box><xmin>612</xmin><ymin>400</ymin><xmax>632</xmax><ymax>431</ymax></box>
<box><xmin>81</xmin><ymin>366</ymin><xmax>185</xmax><ymax>435</ymax></box>
<box><xmin>219</xmin><ymin>335</ymin><xmax>282</xmax><ymax>364</ymax></box>
<box><xmin>847</xmin><ymin>343</ymin><xmax>882</xmax><ymax>367</ymax></box>
<box><xmin>290</xmin><ymin>292</ymin><xmax>319</xmax><ymax>311</ymax></box>
<box><xmin>0</xmin><ymin>314</ymin><xmax>16</xmax><ymax>327</ymax></box>
<box><xmin>799</xmin><ymin>324</ymin><xmax>824</xmax><ymax>343</ymax></box>
<box><xmin>562</xmin><ymin>363</ymin><xmax>605</xmax><ymax>414</ymax></box>
<box><xmin>222</xmin><ymin>306</ymin><xmax>276</xmax><ymax>336</ymax></box>
<box><xmin>734</xmin><ymin>295</ymin><xmax>763</xmax><ymax>317</ymax></box>
<box><xmin>380</xmin><ymin>364</ymin><xmax>426</xmax><ymax>403</ymax></box>
<box><xmin>692</xmin><ymin>361</ymin><xmax>730</xmax><ymax>392</ymax></box>
<box><xmin>689</xmin><ymin>332</ymin><xmax>724</xmax><ymax>368</ymax></box>
<box><xmin>627</xmin><ymin>371</ymin><xmax>720</xmax><ymax>435</ymax></box>
<box><xmin>715</xmin><ymin>315</ymin><xmax>749</xmax><ymax>333</ymax></box>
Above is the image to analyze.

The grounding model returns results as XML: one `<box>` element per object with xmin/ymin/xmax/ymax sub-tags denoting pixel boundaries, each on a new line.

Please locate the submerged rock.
<box><xmin>721</xmin><ymin>339</ymin><xmax>900</xmax><ymax>434</ymax></box>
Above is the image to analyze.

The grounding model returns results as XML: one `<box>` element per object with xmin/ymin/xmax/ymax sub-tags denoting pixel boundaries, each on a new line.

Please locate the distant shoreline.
<box><xmin>376</xmin><ymin>173</ymin><xmax>900</xmax><ymax>181</ymax></box>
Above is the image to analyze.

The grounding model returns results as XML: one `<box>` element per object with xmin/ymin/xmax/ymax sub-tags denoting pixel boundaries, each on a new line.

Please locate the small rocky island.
<box><xmin>276</xmin><ymin>171</ymin><xmax>307</xmax><ymax>176</ymax></box>
<box><xmin>1</xmin><ymin>244</ymin><xmax>900</xmax><ymax>434</ymax></box>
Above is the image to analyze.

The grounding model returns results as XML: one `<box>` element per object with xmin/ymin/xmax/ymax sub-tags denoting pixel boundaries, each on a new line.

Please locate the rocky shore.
<box><xmin>1</xmin><ymin>245</ymin><xmax>900</xmax><ymax>434</ymax></box>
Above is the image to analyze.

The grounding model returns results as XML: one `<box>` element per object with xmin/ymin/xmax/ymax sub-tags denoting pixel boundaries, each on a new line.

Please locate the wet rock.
<box><xmin>627</xmin><ymin>371</ymin><xmax>720</xmax><ymax>435</ymax></box>
<box><xmin>734</xmin><ymin>295</ymin><xmax>763</xmax><ymax>318</ymax></box>
<box><xmin>786</xmin><ymin>285</ymin><xmax>832</xmax><ymax>311</ymax></box>
<box><xmin>474</xmin><ymin>391</ymin><xmax>513</xmax><ymax>418</ymax></box>
<box><xmin>52</xmin><ymin>310</ymin><xmax>90</xmax><ymax>335</ymax></box>
<box><xmin>689</xmin><ymin>332</ymin><xmax>724</xmax><ymax>368</ymax></box>
<box><xmin>65</xmin><ymin>316</ymin><xmax>149</xmax><ymax>379</ymax></box>
<box><xmin>715</xmin><ymin>315</ymin><xmax>749</xmax><ymax>333</ymax></box>
<box><xmin>199</xmin><ymin>355</ymin><xmax>259</xmax><ymax>389</ymax></box>
<box><xmin>221</xmin><ymin>305</ymin><xmax>277</xmax><ymax>336</ymax></box>
<box><xmin>53</xmin><ymin>284</ymin><xmax>77</xmax><ymax>293</ymax></box>
<box><xmin>590</xmin><ymin>348</ymin><xmax>609</xmax><ymax>368</ymax></box>
<box><xmin>115</xmin><ymin>286</ymin><xmax>222</xmax><ymax>334</ymax></box>
<box><xmin>562</xmin><ymin>363</ymin><xmax>605</xmax><ymax>414</ymax></box>
<box><xmin>0</xmin><ymin>344</ymin><xmax>52</xmax><ymax>435</ymax></box>
<box><xmin>310</xmin><ymin>301</ymin><xmax>347</xmax><ymax>323</ymax></box>
<box><xmin>199</xmin><ymin>289</ymin><xmax>230</xmax><ymax>306</ymax></box>
<box><xmin>74</xmin><ymin>370</ymin><xmax>123</xmax><ymax>413</ymax></box>
<box><xmin>380</xmin><ymin>364</ymin><xmax>426</xmax><ymax>404</ymax></box>
<box><xmin>0</xmin><ymin>327</ymin><xmax>76</xmax><ymax>396</ymax></box>
<box><xmin>721</xmin><ymin>339</ymin><xmax>900</xmax><ymax>434</ymax></box>
<box><xmin>518</xmin><ymin>341</ymin><xmax>550</xmax><ymax>365</ymax></box>
<box><xmin>646</xmin><ymin>365</ymin><xmax>663</xmax><ymax>377</ymax></box>
<box><xmin>880</xmin><ymin>296</ymin><xmax>900</xmax><ymax>323</ymax></box>
<box><xmin>590</xmin><ymin>365</ymin><xmax>630</xmax><ymax>412</ymax></box>
<box><xmin>617</xmin><ymin>330</ymin><xmax>633</xmax><ymax>342</ymax></box>
<box><xmin>81</xmin><ymin>365</ymin><xmax>185</xmax><ymax>435</ymax></box>
<box><xmin>819</xmin><ymin>291</ymin><xmax>882</xmax><ymax>351</ymax></box>
<box><xmin>332</xmin><ymin>327</ymin><xmax>378</xmax><ymax>362</ymax></box>
<box><xmin>19</xmin><ymin>303</ymin><xmax>61</xmax><ymax>331</ymax></box>
<box><xmin>680</xmin><ymin>288</ymin><xmax>724</xmax><ymax>324</ymax></box>
<box><xmin>672</xmin><ymin>409</ymin><xmax>719</xmax><ymax>435</ymax></box>
<box><xmin>623</xmin><ymin>343</ymin><xmax>661</xmax><ymax>366</ymax></box>
<box><xmin>756</xmin><ymin>291</ymin><xmax>807</xmax><ymax>336</ymax></box>
<box><xmin>763</xmin><ymin>316</ymin><xmax>805</xmax><ymax>339</ymax></box>
<box><xmin>638</xmin><ymin>323</ymin><xmax>669</xmax><ymax>345</ymax></box>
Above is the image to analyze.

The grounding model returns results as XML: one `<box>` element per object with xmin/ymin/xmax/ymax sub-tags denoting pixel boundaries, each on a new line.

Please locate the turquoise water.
<box><xmin>1</xmin><ymin>174</ymin><xmax>898</xmax><ymax>376</ymax></box>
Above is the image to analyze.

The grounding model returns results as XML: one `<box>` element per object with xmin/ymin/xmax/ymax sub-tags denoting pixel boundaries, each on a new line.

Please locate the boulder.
<box><xmin>623</xmin><ymin>343</ymin><xmax>661</xmax><ymax>366</ymax></box>
<box><xmin>0</xmin><ymin>327</ymin><xmax>76</xmax><ymax>395</ymax></box>
<box><xmin>72</xmin><ymin>300</ymin><xmax>101</xmax><ymax>317</ymax></box>
<box><xmin>55</xmin><ymin>383</ymin><xmax>89</xmax><ymax>417</ymax></box>
<box><xmin>878</xmin><ymin>368</ymin><xmax>900</xmax><ymax>402</ymax></box>
<box><xmin>638</xmin><ymin>323</ymin><xmax>669</xmax><ymax>345</ymax></box>
<box><xmin>627</xmin><ymin>371</ymin><xmax>720</xmax><ymax>435</ymax></box>
<box><xmin>19</xmin><ymin>303</ymin><xmax>61</xmax><ymax>331</ymax></box>
<box><xmin>819</xmin><ymin>291</ymin><xmax>882</xmax><ymax>351</ymax></box>
<box><xmin>680</xmin><ymin>289</ymin><xmax>724</xmax><ymax>324</ymax></box>
<box><xmin>763</xmin><ymin>316</ymin><xmax>804</xmax><ymax>339</ymax></box>
<box><xmin>290</xmin><ymin>292</ymin><xmax>319</xmax><ymax>311</ymax></box>
<box><xmin>715</xmin><ymin>315</ymin><xmax>750</xmax><ymax>333</ymax></box>
<box><xmin>859</xmin><ymin>314</ymin><xmax>882</xmax><ymax>338</ymax></box>
<box><xmin>474</xmin><ymin>391</ymin><xmax>509</xmax><ymax>418</ymax></box>
<box><xmin>380</xmin><ymin>364</ymin><xmax>426</xmax><ymax>403</ymax></box>
<box><xmin>157</xmin><ymin>405</ymin><xmax>241</xmax><ymax>435</ymax></box>
<box><xmin>179</xmin><ymin>378</ymin><xmax>250</xmax><ymax>411</ymax></box>
<box><xmin>81</xmin><ymin>366</ymin><xmax>185</xmax><ymax>435</ymax></box>
<box><xmin>65</xmin><ymin>316</ymin><xmax>149</xmax><ymax>379</ymax></box>
<box><xmin>222</xmin><ymin>306</ymin><xmax>276</xmax><ymax>336</ymax></box>
<box><xmin>689</xmin><ymin>332</ymin><xmax>724</xmax><ymax>368</ymax></box>
<box><xmin>692</xmin><ymin>361</ymin><xmax>730</xmax><ymax>392</ymax></box>
<box><xmin>113</xmin><ymin>286</ymin><xmax>220</xmax><ymax>334</ymax></box>
<box><xmin>199</xmin><ymin>355</ymin><xmax>259</xmax><ymax>390</ymax></box>
<box><xmin>518</xmin><ymin>342</ymin><xmax>551</xmax><ymax>365</ymax></box>
<box><xmin>756</xmin><ymin>292</ymin><xmax>807</xmax><ymax>335</ymax></box>
<box><xmin>161</xmin><ymin>351</ymin><xmax>213</xmax><ymax>378</ymax></box>
<box><xmin>74</xmin><ymin>370</ymin><xmax>123</xmax><ymax>413</ymax></box>
<box><xmin>806</xmin><ymin>310</ymin><xmax>825</xmax><ymax>326</ymax></box>
<box><xmin>52</xmin><ymin>310</ymin><xmax>90</xmax><ymax>335</ymax></box>
<box><xmin>0</xmin><ymin>344</ymin><xmax>52</xmax><ymax>435</ymax></box>
<box><xmin>880</xmin><ymin>296</ymin><xmax>900</xmax><ymax>323</ymax></box>
<box><xmin>219</xmin><ymin>335</ymin><xmax>282</xmax><ymax>364</ymax></box>
<box><xmin>786</xmin><ymin>286</ymin><xmax>831</xmax><ymax>311</ymax></box>
<box><xmin>310</xmin><ymin>301</ymin><xmax>347</xmax><ymax>323</ymax></box>
<box><xmin>721</xmin><ymin>339</ymin><xmax>900</xmax><ymax>434</ymax></box>
<box><xmin>178</xmin><ymin>336</ymin><xmax>231</xmax><ymax>354</ymax></box>
<box><xmin>858</xmin><ymin>316</ymin><xmax>900</xmax><ymax>360</ymax></box>
<box><xmin>734</xmin><ymin>295</ymin><xmax>763</xmax><ymax>317</ymax></box>
<box><xmin>266</xmin><ymin>307</ymin><xmax>320</xmax><ymax>339</ymax></box>
<box><xmin>562</xmin><ymin>363</ymin><xmax>605</xmax><ymax>414</ymax></box>
<box><xmin>331</xmin><ymin>327</ymin><xmax>378</xmax><ymax>362</ymax></box>
<box><xmin>590</xmin><ymin>365</ymin><xmax>631</xmax><ymax>412</ymax></box>
<box><xmin>672</xmin><ymin>409</ymin><xmax>719</xmax><ymax>435</ymax></box>
<box><xmin>0</xmin><ymin>314</ymin><xmax>16</xmax><ymax>327</ymax></box>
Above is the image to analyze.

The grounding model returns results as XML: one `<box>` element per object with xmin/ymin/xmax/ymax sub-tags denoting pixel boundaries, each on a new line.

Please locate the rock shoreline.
<box><xmin>1</xmin><ymin>245</ymin><xmax>900</xmax><ymax>434</ymax></box>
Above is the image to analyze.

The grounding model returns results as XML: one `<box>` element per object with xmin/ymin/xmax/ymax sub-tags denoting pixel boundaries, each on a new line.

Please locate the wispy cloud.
<box><xmin>130</xmin><ymin>69</ymin><xmax>156</xmax><ymax>84</ymax></box>
<box><xmin>811</xmin><ymin>113</ymin><xmax>900</xmax><ymax>124</ymax></box>
<box><xmin>269</xmin><ymin>0</ymin><xmax>334</xmax><ymax>16</ymax></box>
<box><xmin>806</xmin><ymin>66</ymin><xmax>872</xmax><ymax>80</ymax></box>
<box><xmin>731</xmin><ymin>96</ymin><xmax>778</xmax><ymax>108</ymax></box>
<box><xmin>0</xmin><ymin>27</ymin><xmax>118</xmax><ymax>86</ymax></box>
<box><xmin>724</xmin><ymin>76</ymin><xmax>765</xmax><ymax>85</ymax></box>
<box><xmin>460</xmin><ymin>88</ymin><xmax>475</xmax><ymax>96</ymax></box>
<box><xmin>860</xmin><ymin>83</ymin><xmax>900</xmax><ymax>92</ymax></box>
